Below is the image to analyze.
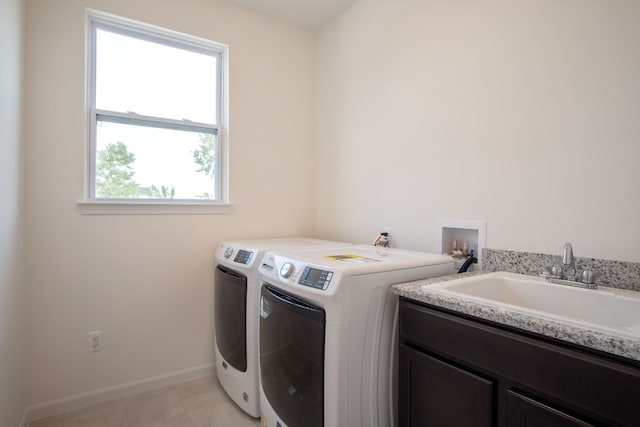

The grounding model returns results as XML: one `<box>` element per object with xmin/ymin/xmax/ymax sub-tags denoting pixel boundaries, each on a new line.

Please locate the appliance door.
<box><xmin>215</xmin><ymin>265</ymin><xmax>247</xmax><ymax>372</ymax></box>
<box><xmin>260</xmin><ymin>284</ymin><xmax>325</xmax><ymax>427</ymax></box>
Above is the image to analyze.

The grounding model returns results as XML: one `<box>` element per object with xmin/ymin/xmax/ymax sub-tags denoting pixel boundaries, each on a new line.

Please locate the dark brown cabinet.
<box><xmin>399</xmin><ymin>345</ymin><xmax>494</xmax><ymax>426</ymax></box>
<box><xmin>506</xmin><ymin>390</ymin><xmax>594</xmax><ymax>427</ymax></box>
<box><xmin>398</xmin><ymin>298</ymin><xmax>640</xmax><ymax>427</ymax></box>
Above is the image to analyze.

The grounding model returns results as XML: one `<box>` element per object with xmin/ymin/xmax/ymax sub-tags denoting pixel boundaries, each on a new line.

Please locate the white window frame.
<box><xmin>79</xmin><ymin>9</ymin><xmax>231</xmax><ymax>215</ymax></box>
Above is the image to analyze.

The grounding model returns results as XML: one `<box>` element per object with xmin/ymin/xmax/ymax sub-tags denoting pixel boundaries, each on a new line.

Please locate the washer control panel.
<box><xmin>233</xmin><ymin>249</ymin><xmax>253</xmax><ymax>265</ymax></box>
<box><xmin>280</xmin><ymin>262</ymin><xmax>295</xmax><ymax>278</ymax></box>
<box><xmin>298</xmin><ymin>266</ymin><xmax>333</xmax><ymax>290</ymax></box>
<box><xmin>261</xmin><ymin>254</ymin><xmax>337</xmax><ymax>292</ymax></box>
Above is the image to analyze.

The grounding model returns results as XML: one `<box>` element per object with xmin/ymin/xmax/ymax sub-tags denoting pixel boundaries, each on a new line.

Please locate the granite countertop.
<box><xmin>392</xmin><ymin>272</ymin><xmax>640</xmax><ymax>362</ymax></box>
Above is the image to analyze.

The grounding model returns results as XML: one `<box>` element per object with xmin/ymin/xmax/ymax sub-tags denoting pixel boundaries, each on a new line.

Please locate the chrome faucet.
<box><xmin>562</xmin><ymin>242</ymin><xmax>576</xmax><ymax>281</ymax></box>
<box><xmin>542</xmin><ymin>242</ymin><xmax>597</xmax><ymax>289</ymax></box>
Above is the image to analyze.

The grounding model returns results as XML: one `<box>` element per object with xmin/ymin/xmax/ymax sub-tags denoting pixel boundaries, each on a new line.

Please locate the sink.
<box><xmin>423</xmin><ymin>272</ymin><xmax>640</xmax><ymax>339</ymax></box>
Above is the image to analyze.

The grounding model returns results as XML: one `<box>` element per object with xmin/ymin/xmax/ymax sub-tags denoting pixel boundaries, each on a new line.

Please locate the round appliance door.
<box><xmin>260</xmin><ymin>284</ymin><xmax>325</xmax><ymax>427</ymax></box>
<box><xmin>215</xmin><ymin>265</ymin><xmax>247</xmax><ymax>372</ymax></box>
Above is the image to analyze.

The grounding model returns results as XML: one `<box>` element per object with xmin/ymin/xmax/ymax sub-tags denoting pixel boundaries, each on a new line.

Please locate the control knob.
<box><xmin>280</xmin><ymin>262</ymin><xmax>295</xmax><ymax>278</ymax></box>
<box><xmin>224</xmin><ymin>247</ymin><xmax>234</xmax><ymax>259</ymax></box>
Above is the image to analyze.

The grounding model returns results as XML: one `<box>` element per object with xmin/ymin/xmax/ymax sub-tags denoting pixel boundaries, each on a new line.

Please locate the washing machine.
<box><xmin>258</xmin><ymin>244</ymin><xmax>454</xmax><ymax>427</ymax></box>
<box><xmin>214</xmin><ymin>238</ymin><xmax>351</xmax><ymax>417</ymax></box>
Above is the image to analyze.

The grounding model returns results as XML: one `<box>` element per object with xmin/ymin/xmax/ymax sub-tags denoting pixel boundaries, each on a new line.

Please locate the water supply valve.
<box><xmin>374</xmin><ymin>232</ymin><xmax>390</xmax><ymax>248</ymax></box>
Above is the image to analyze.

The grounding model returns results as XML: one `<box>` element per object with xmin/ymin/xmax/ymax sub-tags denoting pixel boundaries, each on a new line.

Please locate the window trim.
<box><xmin>78</xmin><ymin>199</ymin><xmax>234</xmax><ymax>215</ymax></box>
<box><xmin>81</xmin><ymin>9</ymin><xmax>230</xmax><ymax>214</ymax></box>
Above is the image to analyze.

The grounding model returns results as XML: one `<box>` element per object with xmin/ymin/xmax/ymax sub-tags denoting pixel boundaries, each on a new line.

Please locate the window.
<box><xmin>82</xmin><ymin>10</ymin><xmax>230</xmax><ymax>214</ymax></box>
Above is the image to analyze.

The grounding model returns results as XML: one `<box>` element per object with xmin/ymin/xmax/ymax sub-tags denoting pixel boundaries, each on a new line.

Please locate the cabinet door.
<box><xmin>399</xmin><ymin>345</ymin><xmax>494</xmax><ymax>427</ymax></box>
<box><xmin>506</xmin><ymin>390</ymin><xmax>595</xmax><ymax>427</ymax></box>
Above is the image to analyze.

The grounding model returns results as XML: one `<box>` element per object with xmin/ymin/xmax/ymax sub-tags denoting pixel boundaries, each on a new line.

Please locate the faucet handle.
<box><xmin>581</xmin><ymin>270</ymin><xmax>596</xmax><ymax>285</ymax></box>
<box><xmin>551</xmin><ymin>265</ymin><xmax>563</xmax><ymax>279</ymax></box>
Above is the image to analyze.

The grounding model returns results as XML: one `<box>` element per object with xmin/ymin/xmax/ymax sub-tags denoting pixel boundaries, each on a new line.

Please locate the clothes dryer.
<box><xmin>258</xmin><ymin>245</ymin><xmax>454</xmax><ymax>427</ymax></box>
<box><xmin>214</xmin><ymin>238</ymin><xmax>351</xmax><ymax>417</ymax></box>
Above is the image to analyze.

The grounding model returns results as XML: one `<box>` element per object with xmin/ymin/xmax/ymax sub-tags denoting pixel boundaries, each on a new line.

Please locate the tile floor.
<box><xmin>28</xmin><ymin>376</ymin><xmax>262</xmax><ymax>427</ymax></box>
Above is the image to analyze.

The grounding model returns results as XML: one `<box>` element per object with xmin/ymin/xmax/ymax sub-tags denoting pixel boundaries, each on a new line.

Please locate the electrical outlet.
<box><xmin>89</xmin><ymin>330</ymin><xmax>102</xmax><ymax>352</ymax></box>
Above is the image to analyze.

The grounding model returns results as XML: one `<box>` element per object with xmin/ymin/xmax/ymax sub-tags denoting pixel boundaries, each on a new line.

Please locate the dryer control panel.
<box><xmin>233</xmin><ymin>249</ymin><xmax>253</xmax><ymax>265</ymax></box>
<box><xmin>218</xmin><ymin>244</ymin><xmax>255</xmax><ymax>266</ymax></box>
<box><xmin>299</xmin><ymin>266</ymin><xmax>333</xmax><ymax>290</ymax></box>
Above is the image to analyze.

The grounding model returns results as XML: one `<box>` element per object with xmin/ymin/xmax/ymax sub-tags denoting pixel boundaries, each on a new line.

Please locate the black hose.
<box><xmin>457</xmin><ymin>256</ymin><xmax>477</xmax><ymax>273</ymax></box>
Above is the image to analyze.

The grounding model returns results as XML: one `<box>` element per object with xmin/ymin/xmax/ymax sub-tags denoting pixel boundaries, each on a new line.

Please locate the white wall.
<box><xmin>20</xmin><ymin>0</ymin><xmax>640</xmax><ymax>414</ymax></box>
<box><xmin>316</xmin><ymin>0</ymin><xmax>640</xmax><ymax>262</ymax></box>
<box><xmin>23</xmin><ymin>0</ymin><xmax>316</xmax><ymax>406</ymax></box>
<box><xmin>0</xmin><ymin>0</ymin><xmax>26</xmax><ymax>424</ymax></box>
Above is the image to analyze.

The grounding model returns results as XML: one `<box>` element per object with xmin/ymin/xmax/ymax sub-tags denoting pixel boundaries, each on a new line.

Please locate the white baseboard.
<box><xmin>18</xmin><ymin>408</ymin><xmax>28</xmax><ymax>427</ymax></box>
<box><xmin>24</xmin><ymin>364</ymin><xmax>215</xmax><ymax>425</ymax></box>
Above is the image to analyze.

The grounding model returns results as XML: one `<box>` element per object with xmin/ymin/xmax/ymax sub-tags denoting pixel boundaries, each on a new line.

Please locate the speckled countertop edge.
<box><xmin>392</xmin><ymin>273</ymin><xmax>640</xmax><ymax>362</ymax></box>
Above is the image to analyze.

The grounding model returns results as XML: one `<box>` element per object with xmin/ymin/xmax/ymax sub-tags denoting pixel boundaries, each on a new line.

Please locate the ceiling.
<box><xmin>221</xmin><ymin>0</ymin><xmax>358</xmax><ymax>31</ymax></box>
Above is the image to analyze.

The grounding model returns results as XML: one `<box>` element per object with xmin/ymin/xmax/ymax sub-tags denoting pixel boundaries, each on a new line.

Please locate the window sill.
<box><xmin>78</xmin><ymin>200</ymin><xmax>234</xmax><ymax>215</ymax></box>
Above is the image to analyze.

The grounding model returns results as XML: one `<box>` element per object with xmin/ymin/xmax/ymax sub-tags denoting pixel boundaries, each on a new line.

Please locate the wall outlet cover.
<box><xmin>89</xmin><ymin>330</ymin><xmax>102</xmax><ymax>352</ymax></box>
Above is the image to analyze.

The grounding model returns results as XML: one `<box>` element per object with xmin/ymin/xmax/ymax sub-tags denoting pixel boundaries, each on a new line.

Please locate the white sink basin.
<box><xmin>423</xmin><ymin>272</ymin><xmax>640</xmax><ymax>339</ymax></box>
